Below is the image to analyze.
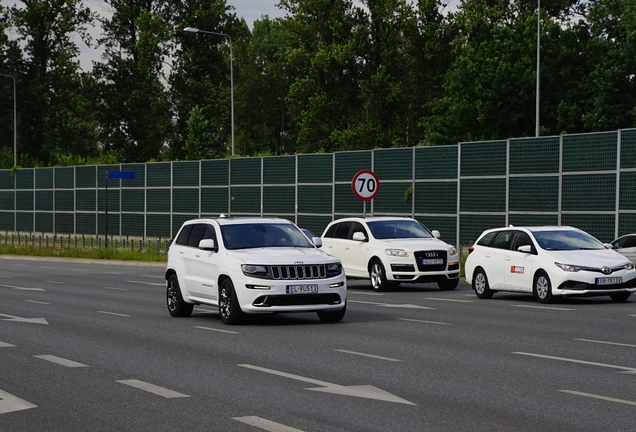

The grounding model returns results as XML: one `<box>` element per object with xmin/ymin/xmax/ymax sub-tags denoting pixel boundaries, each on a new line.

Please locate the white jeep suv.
<box><xmin>166</xmin><ymin>217</ymin><xmax>347</xmax><ymax>324</ymax></box>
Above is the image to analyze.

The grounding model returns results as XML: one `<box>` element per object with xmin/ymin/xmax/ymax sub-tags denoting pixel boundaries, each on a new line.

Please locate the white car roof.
<box><xmin>181</xmin><ymin>217</ymin><xmax>293</xmax><ymax>226</ymax></box>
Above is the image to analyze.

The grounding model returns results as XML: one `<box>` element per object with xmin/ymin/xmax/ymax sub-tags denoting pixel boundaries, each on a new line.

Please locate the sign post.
<box><xmin>351</xmin><ymin>170</ymin><xmax>380</xmax><ymax>217</ymax></box>
<box><xmin>105</xmin><ymin>171</ymin><xmax>136</xmax><ymax>248</ymax></box>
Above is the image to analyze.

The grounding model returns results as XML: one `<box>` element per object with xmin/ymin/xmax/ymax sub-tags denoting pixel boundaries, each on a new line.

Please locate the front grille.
<box><xmin>414</xmin><ymin>250</ymin><xmax>447</xmax><ymax>272</ymax></box>
<box><xmin>270</xmin><ymin>265</ymin><xmax>327</xmax><ymax>280</ymax></box>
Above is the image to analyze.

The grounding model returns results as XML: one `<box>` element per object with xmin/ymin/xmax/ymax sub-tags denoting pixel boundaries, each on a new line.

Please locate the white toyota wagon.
<box><xmin>166</xmin><ymin>217</ymin><xmax>347</xmax><ymax>324</ymax></box>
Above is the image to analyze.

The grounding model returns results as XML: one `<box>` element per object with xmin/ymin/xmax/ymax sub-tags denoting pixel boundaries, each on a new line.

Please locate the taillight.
<box><xmin>468</xmin><ymin>247</ymin><xmax>474</xmax><ymax>255</ymax></box>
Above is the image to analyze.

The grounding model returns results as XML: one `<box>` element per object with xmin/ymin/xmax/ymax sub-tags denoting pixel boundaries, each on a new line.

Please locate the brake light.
<box><xmin>468</xmin><ymin>247</ymin><xmax>474</xmax><ymax>255</ymax></box>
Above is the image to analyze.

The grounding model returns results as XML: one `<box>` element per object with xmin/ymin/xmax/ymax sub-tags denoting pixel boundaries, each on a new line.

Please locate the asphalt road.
<box><xmin>1</xmin><ymin>256</ymin><xmax>635</xmax><ymax>431</ymax></box>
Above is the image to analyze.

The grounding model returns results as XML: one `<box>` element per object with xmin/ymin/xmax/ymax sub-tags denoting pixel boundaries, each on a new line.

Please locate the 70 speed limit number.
<box><xmin>351</xmin><ymin>170</ymin><xmax>380</xmax><ymax>201</ymax></box>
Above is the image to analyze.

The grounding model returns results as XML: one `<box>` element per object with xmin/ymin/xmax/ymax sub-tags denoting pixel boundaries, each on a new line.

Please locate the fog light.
<box><xmin>246</xmin><ymin>284</ymin><xmax>271</xmax><ymax>290</ymax></box>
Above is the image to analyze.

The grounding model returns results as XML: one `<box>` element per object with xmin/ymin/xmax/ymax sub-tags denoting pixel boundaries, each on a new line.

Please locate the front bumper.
<box><xmin>387</xmin><ymin>260</ymin><xmax>460</xmax><ymax>283</ymax></box>
<box><xmin>556</xmin><ymin>276</ymin><xmax>636</xmax><ymax>296</ymax></box>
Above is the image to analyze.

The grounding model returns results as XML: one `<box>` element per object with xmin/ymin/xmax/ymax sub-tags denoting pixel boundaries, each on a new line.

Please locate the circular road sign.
<box><xmin>351</xmin><ymin>170</ymin><xmax>380</xmax><ymax>201</ymax></box>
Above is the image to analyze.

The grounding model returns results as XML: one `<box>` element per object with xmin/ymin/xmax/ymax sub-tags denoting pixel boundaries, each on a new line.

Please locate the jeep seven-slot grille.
<box><xmin>270</xmin><ymin>265</ymin><xmax>327</xmax><ymax>280</ymax></box>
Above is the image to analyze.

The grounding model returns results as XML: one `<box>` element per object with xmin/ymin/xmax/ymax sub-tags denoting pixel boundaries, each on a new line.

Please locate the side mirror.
<box><xmin>603</xmin><ymin>243</ymin><xmax>614</xmax><ymax>249</ymax></box>
<box><xmin>517</xmin><ymin>245</ymin><xmax>535</xmax><ymax>254</ymax></box>
<box><xmin>352</xmin><ymin>232</ymin><xmax>367</xmax><ymax>242</ymax></box>
<box><xmin>432</xmin><ymin>230</ymin><xmax>441</xmax><ymax>239</ymax></box>
<box><xmin>312</xmin><ymin>237</ymin><xmax>323</xmax><ymax>248</ymax></box>
<box><xmin>199</xmin><ymin>239</ymin><xmax>218</xmax><ymax>252</ymax></box>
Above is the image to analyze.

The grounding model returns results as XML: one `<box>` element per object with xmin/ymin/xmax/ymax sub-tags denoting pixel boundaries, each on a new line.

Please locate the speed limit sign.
<box><xmin>351</xmin><ymin>170</ymin><xmax>380</xmax><ymax>201</ymax></box>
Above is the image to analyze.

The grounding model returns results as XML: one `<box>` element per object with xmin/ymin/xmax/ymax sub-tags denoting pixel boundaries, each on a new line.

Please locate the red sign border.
<box><xmin>351</xmin><ymin>170</ymin><xmax>380</xmax><ymax>201</ymax></box>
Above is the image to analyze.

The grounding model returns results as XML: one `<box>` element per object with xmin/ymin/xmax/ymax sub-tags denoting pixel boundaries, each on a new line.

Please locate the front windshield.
<box><xmin>221</xmin><ymin>223</ymin><xmax>313</xmax><ymax>250</ymax></box>
<box><xmin>367</xmin><ymin>220</ymin><xmax>433</xmax><ymax>240</ymax></box>
<box><xmin>531</xmin><ymin>229</ymin><xmax>605</xmax><ymax>251</ymax></box>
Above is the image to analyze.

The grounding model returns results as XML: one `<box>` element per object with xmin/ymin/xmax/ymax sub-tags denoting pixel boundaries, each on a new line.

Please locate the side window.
<box><xmin>625</xmin><ymin>236</ymin><xmax>636</xmax><ymax>248</ymax></box>
<box><xmin>511</xmin><ymin>231</ymin><xmax>533</xmax><ymax>251</ymax></box>
<box><xmin>187</xmin><ymin>224</ymin><xmax>207</xmax><ymax>247</ymax></box>
<box><xmin>492</xmin><ymin>231</ymin><xmax>513</xmax><ymax>250</ymax></box>
<box><xmin>334</xmin><ymin>222</ymin><xmax>352</xmax><ymax>239</ymax></box>
<box><xmin>202</xmin><ymin>224</ymin><xmax>217</xmax><ymax>242</ymax></box>
<box><xmin>477</xmin><ymin>232</ymin><xmax>497</xmax><ymax>247</ymax></box>
<box><xmin>324</xmin><ymin>223</ymin><xmax>338</xmax><ymax>238</ymax></box>
<box><xmin>175</xmin><ymin>224</ymin><xmax>194</xmax><ymax>246</ymax></box>
<box><xmin>350</xmin><ymin>222</ymin><xmax>368</xmax><ymax>240</ymax></box>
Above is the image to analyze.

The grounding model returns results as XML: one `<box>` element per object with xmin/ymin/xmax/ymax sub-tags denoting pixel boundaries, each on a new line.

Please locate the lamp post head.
<box><xmin>183</xmin><ymin>27</ymin><xmax>199</xmax><ymax>33</ymax></box>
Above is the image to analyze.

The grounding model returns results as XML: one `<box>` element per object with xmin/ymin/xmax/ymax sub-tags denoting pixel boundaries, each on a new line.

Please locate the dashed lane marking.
<box><xmin>559</xmin><ymin>390</ymin><xmax>636</xmax><ymax>406</ymax></box>
<box><xmin>116</xmin><ymin>380</ymin><xmax>189</xmax><ymax>398</ymax></box>
<box><xmin>398</xmin><ymin>318</ymin><xmax>451</xmax><ymax>325</ymax></box>
<box><xmin>334</xmin><ymin>349</ymin><xmax>401</xmax><ymax>362</ymax></box>
<box><xmin>575</xmin><ymin>338</ymin><xmax>636</xmax><ymax>349</ymax></box>
<box><xmin>232</xmin><ymin>416</ymin><xmax>305</xmax><ymax>432</ymax></box>
<box><xmin>97</xmin><ymin>311</ymin><xmax>130</xmax><ymax>317</ymax></box>
<box><xmin>25</xmin><ymin>300</ymin><xmax>50</xmax><ymax>305</ymax></box>
<box><xmin>194</xmin><ymin>326</ymin><xmax>239</xmax><ymax>334</ymax></box>
<box><xmin>34</xmin><ymin>355</ymin><xmax>88</xmax><ymax>368</ymax></box>
<box><xmin>513</xmin><ymin>305</ymin><xmax>576</xmax><ymax>311</ymax></box>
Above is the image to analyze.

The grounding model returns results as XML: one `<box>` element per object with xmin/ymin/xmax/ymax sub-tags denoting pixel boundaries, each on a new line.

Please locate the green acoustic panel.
<box><xmin>146</xmin><ymin>214</ymin><xmax>170</xmax><ymax>237</ymax></box>
<box><xmin>561</xmin><ymin>214</ymin><xmax>615</xmax><ymax>243</ymax></box>
<box><xmin>620</xmin><ymin>129</ymin><xmax>636</xmax><ymax>169</ymax></box>
<box><xmin>201</xmin><ymin>188</ymin><xmax>229</xmax><ymax>214</ymax></box>
<box><xmin>172</xmin><ymin>214</ymin><xmax>198</xmax><ymax>237</ymax></box>
<box><xmin>146</xmin><ymin>162</ymin><xmax>171</xmax><ymax>187</ymax></box>
<box><xmin>15</xmin><ymin>212</ymin><xmax>33</xmax><ymax>232</ymax></box>
<box><xmin>508</xmin><ymin>214</ymin><xmax>558</xmax><ymax>227</ymax></box>
<box><xmin>618</xmin><ymin>213</ymin><xmax>636</xmax><ymax>237</ymax></box>
<box><xmin>97</xmin><ymin>189</ymin><xmax>120</xmax><ymax>212</ymax></box>
<box><xmin>16</xmin><ymin>190</ymin><xmax>33</xmax><ymax>211</ymax></box>
<box><xmin>121</xmin><ymin>189</ymin><xmax>145</xmax><ymax>212</ymax></box>
<box><xmin>35</xmin><ymin>190</ymin><xmax>53</xmax><ymax>211</ymax></box>
<box><xmin>231</xmin><ymin>158</ymin><xmax>261</xmax><ymax>185</ymax></box>
<box><xmin>334</xmin><ymin>183</ymin><xmax>364</xmax><ymax>215</ymax></box>
<box><xmin>263</xmin><ymin>186</ymin><xmax>295</xmax><ymax>214</ymax></box>
<box><xmin>96</xmin><ymin>165</ymin><xmax>120</xmax><ymax>188</ymax></box>
<box><xmin>459</xmin><ymin>214</ymin><xmax>506</xmax><ymax>246</ymax></box>
<box><xmin>76</xmin><ymin>189</ymin><xmax>96</xmax><ymax>212</ymax></box>
<box><xmin>0</xmin><ymin>190</ymin><xmax>14</xmax><ymax>210</ymax></box>
<box><xmin>335</xmin><ymin>151</ymin><xmax>372</xmax><ymax>182</ymax></box>
<box><xmin>414</xmin><ymin>181</ymin><xmax>457</xmax><ymax>214</ymax></box>
<box><xmin>373</xmin><ymin>181</ymin><xmax>412</xmax><ymax>214</ymax></box>
<box><xmin>35</xmin><ymin>212</ymin><xmax>53</xmax><ymax>233</ymax></box>
<box><xmin>121</xmin><ymin>213</ymin><xmax>145</xmax><ymax>237</ymax></box>
<box><xmin>55</xmin><ymin>190</ymin><xmax>74</xmax><ymax>212</ymax></box>
<box><xmin>509</xmin><ymin>176</ymin><xmax>559</xmax><ymax>212</ymax></box>
<box><xmin>264</xmin><ymin>156</ymin><xmax>295</xmax><ymax>184</ymax></box>
<box><xmin>98</xmin><ymin>213</ymin><xmax>121</xmax><ymax>237</ymax></box>
<box><xmin>0</xmin><ymin>212</ymin><xmax>13</xmax><ymax>229</ymax></box>
<box><xmin>509</xmin><ymin>137</ymin><xmax>560</xmax><ymax>174</ymax></box>
<box><xmin>416</xmin><ymin>216</ymin><xmax>457</xmax><ymax>245</ymax></box>
<box><xmin>201</xmin><ymin>160</ymin><xmax>229</xmax><ymax>186</ymax></box>
<box><xmin>296</xmin><ymin>215</ymin><xmax>333</xmax><ymax>237</ymax></box>
<box><xmin>562</xmin><ymin>174</ymin><xmax>615</xmax><ymax>212</ymax></box>
<box><xmin>298</xmin><ymin>154</ymin><xmax>332</xmax><ymax>183</ymax></box>
<box><xmin>54</xmin><ymin>167</ymin><xmax>74</xmax><ymax>189</ymax></box>
<box><xmin>173</xmin><ymin>161</ymin><xmax>200</xmax><ymax>187</ymax></box>
<box><xmin>298</xmin><ymin>185</ymin><xmax>332</xmax><ymax>214</ymax></box>
<box><xmin>374</xmin><ymin>148</ymin><xmax>413</xmax><ymax>180</ymax></box>
<box><xmin>415</xmin><ymin>146</ymin><xmax>458</xmax><ymax>180</ymax></box>
<box><xmin>172</xmin><ymin>188</ymin><xmax>200</xmax><ymax>214</ymax></box>
<box><xmin>15</xmin><ymin>168</ymin><xmax>34</xmax><ymax>189</ymax></box>
<box><xmin>229</xmin><ymin>186</ymin><xmax>261</xmax><ymax>213</ymax></box>
<box><xmin>75</xmin><ymin>166</ymin><xmax>96</xmax><ymax>188</ymax></box>
<box><xmin>563</xmin><ymin>132</ymin><xmax>617</xmax><ymax>173</ymax></box>
<box><xmin>619</xmin><ymin>172</ymin><xmax>636</xmax><ymax>210</ymax></box>
<box><xmin>0</xmin><ymin>171</ymin><xmax>14</xmax><ymax>190</ymax></box>
<box><xmin>120</xmin><ymin>163</ymin><xmax>146</xmax><ymax>188</ymax></box>
<box><xmin>460</xmin><ymin>178</ymin><xmax>506</xmax><ymax>212</ymax></box>
<box><xmin>76</xmin><ymin>213</ymin><xmax>96</xmax><ymax>234</ymax></box>
<box><xmin>36</xmin><ymin>168</ymin><xmax>53</xmax><ymax>189</ymax></box>
<box><xmin>55</xmin><ymin>213</ymin><xmax>74</xmax><ymax>234</ymax></box>
<box><xmin>460</xmin><ymin>141</ymin><xmax>506</xmax><ymax>177</ymax></box>
<box><xmin>146</xmin><ymin>189</ymin><xmax>170</xmax><ymax>213</ymax></box>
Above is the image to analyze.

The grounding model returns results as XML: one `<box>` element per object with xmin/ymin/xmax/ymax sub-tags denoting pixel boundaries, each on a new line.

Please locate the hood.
<box><xmin>226</xmin><ymin>247</ymin><xmax>339</xmax><ymax>265</ymax></box>
<box><xmin>379</xmin><ymin>237</ymin><xmax>453</xmax><ymax>251</ymax></box>
<box><xmin>543</xmin><ymin>248</ymin><xmax>631</xmax><ymax>267</ymax></box>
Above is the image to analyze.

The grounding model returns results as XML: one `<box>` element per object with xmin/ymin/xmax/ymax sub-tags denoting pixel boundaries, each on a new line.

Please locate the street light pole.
<box><xmin>0</xmin><ymin>73</ymin><xmax>17</xmax><ymax>166</ymax></box>
<box><xmin>183</xmin><ymin>27</ymin><xmax>235</xmax><ymax>156</ymax></box>
<box><xmin>536</xmin><ymin>0</ymin><xmax>540</xmax><ymax>137</ymax></box>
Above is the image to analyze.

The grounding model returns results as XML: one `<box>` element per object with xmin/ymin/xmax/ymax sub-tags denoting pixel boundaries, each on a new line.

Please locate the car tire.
<box><xmin>219</xmin><ymin>278</ymin><xmax>245</xmax><ymax>325</ymax></box>
<box><xmin>369</xmin><ymin>260</ymin><xmax>389</xmax><ymax>292</ymax></box>
<box><xmin>472</xmin><ymin>268</ymin><xmax>493</xmax><ymax>299</ymax></box>
<box><xmin>317</xmin><ymin>303</ymin><xmax>346</xmax><ymax>322</ymax></box>
<box><xmin>609</xmin><ymin>292</ymin><xmax>631</xmax><ymax>302</ymax></box>
<box><xmin>438</xmin><ymin>278</ymin><xmax>459</xmax><ymax>291</ymax></box>
<box><xmin>534</xmin><ymin>271</ymin><xmax>553</xmax><ymax>304</ymax></box>
<box><xmin>166</xmin><ymin>274</ymin><xmax>193</xmax><ymax>317</ymax></box>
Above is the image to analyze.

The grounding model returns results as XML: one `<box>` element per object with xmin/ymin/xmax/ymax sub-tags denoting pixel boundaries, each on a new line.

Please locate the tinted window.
<box><xmin>324</xmin><ymin>224</ymin><xmax>338</xmax><ymax>238</ymax></box>
<box><xmin>625</xmin><ymin>236</ymin><xmax>636</xmax><ymax>248</ymax></box>
<box><xmin>350</xmin><ymin>222</ymin><xmax>367</xmax><ymax>240</ymax></box>
<box><xmin>476</xmin><ymin>231</ymin><xmax>497</xmax><ymax>247</ymax></box>
<box><xmin>532</xmin><ymin>229</ymin><xmax>604</xmax><ymax>251</ymax></box>
<box><xmin>221</xmin><ymin>223</ymin><xmax>313</xmax><ymax>250</ymax></box>
<box><xmin>492</xmin><ymin>231</ymin><xmax>513</xmax><ymax>250</ymax></box>
<box><xmin>203</xmin><ymin>224</ymin><xmax>217</xmax><ymax>242</ymax></box>
<box><xmin>175</xmin><ymin>224</ymin><xmax>194</xmax><ymax>245</ymax></box>
<box><xmin>188</xmin><ymin>224</ymin><xmax>207</xmax><ymax>247</ymax></box>
<box><xmin>366</xmin><ymin>220</ymin><xmax>433</xmax><ymax>239</ymax></box>
<box><xmin>510</xmin><ymin>231</ymin><xmax>533</xmax><ymax>251</ymax></box>
<box><xmin>334</xmin><ymin>222</ymin><xmax>352</xmax><ymax>239</ymax></box>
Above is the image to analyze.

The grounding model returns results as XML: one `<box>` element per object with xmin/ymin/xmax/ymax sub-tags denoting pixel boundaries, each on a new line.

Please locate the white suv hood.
<box><xmin>380</xmin><ymin>237</ymin><xmax>452</xmax><ymax>251</ymax></box>
<box><xmin>226</xmin><ymin>247</ymin><xmax>339</xmax><ymax>265</ymax></box>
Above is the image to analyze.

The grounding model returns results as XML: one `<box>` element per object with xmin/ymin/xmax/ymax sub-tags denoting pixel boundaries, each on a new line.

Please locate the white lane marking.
<box><xmin>576</xmin><ymin>338</ymin><xmax>636</xmax><ymax>349</ymax></box>
<box><xmin>194</xmin><ymin>326</ymin><xmax>239</xmax><ymax>334</ymax></box>
<box><xmin>233</xmin><ymin>416</ymin><xmax>305</xmax><ymax>432</ymax></box>
<box><xmin>0</xmin><ymin>284</ymin><xmax>45</xmax><ymax>292</ymax></box>
<box><xmin>334</xmin><ymin>349</ymin><xmax>401</xmax><ymax>362</ymax></box>
<box><xmin>398</xmin><ymin>318</ymin><xmax>450</xmax><ymax>325</ymax></box>
<box><xmin>34</xmin><ymin>355</ymin><xmax>88</xmax><ymax>368</ymax></box>
<box><xmin>194</xmin><ymin>307</ymin><xmax>215</xmax><ymax>312</ymax></box>
<box><xmin>238</xmin><ymin>364</ymin><xmax>415</xmax><ymax>405</ymax></box>
<box><xmin>13</xmin><ymin>264</ymin><xmax>27</xmax><ymax>267</ymax></box>
<box><xmin>141</xmin><ymin>275</ymin><xmax>163</xmax><ymax>279</ymax></box>
<box><xmin>97</xmin><ymin>311</ymin><xmax>130</xmax><ymax>317</ymax></box>
<box><xmin>423</xmin><ymin>297</ymin><xmax>473</xmax><ymax>303</ymax></box>
<box><xmin>25</xmin><ymin>300</ymin><xmax>50</xmax><ymax>305</ymax></box>
<box><xmin>0</xmin><ymin>341</ymin><xmax>16</xmax><ymax>348</ymax></box>
<box><xmin>102</xmin><ymin>272</ymin><xmax>123</xmax><ymax>275</ymax></box>
<box><xmin>0</xmin><ymin>389</ymin><xmax>37</xmax><ymax>414</ymax></box>
<box><xmin>349</xmin><ymin>300</ymin><xmax>435</xmax><ymax>310</ymax></box>
<box><xmin>513</xmin><ymin>305</ymin><xmax>576</xmax><ymax>311</ymax></box>
<box><xmin>347</xmin><ymin>290</ymin><xmax>386</xmax><ymax>296</ymax></box>
<box><xmin>559</xmin><ymin>390</ymin><xmax>636</xmax><ymax>406</ymax></box>
<box><xmin>0</xmin><ymin>275</ymin><xmax>13</xmax><ymax>278</ymax></box>
<box><xmin>116</xmin><ymin>380</ymin><xmax>189</xmax><ymax>398</ymax></box>
<box><xmin>104</xmin><ymin>287</ymin><xmax>129</xmax><ymax>291</ymax></box>
<box><xmin>45</xmin><ymin>280</ymin><xmax>64</xmax><ymax>284</ymax></box>
<box><xmin>513</xmin><ymin>352</ymin><xmax>636</xmax><ymax>373</ymax></box>
<box><xmin>71</xmin><ymin>269</ymin><xmax>89</xmax><ymax>272</ymax></box>
<box><xmin>127</xmin><ymin>280</ymin><xmax>165</xmax><ymax>286</ymax></box>
<box><xmin>0</xmin><ymin>312</ymin><xmax>48</xmax><ymax>324</ymax></box>
<box><xmin>629</xmin><ymin>314</ymin><xmax>636</xmax><ymax>317</ymax></box>
<box><xmin>41</xmin><ymin>266</ymin><xmax>57</xmax><ymax>269</ymax></box>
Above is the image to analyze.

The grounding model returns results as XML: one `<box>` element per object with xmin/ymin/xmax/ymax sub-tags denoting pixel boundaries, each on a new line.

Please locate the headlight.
<box><xmin>621</xmin><ymin>262</ymin><xmax>634</xmax><ymax>270</ymax></box>
<box><xmin>554</xmin><ymin>262</ymin><xmax>583</xmax><ymax>272</ymax></box>
<box><xmin>386</xmin><ymin>249</ymin><xmax>408</xmax><ymax>257</ymax></box>
<box><xmin>241</xmin><ymin>264</ymin><xmax>270</xmax><ymax>278</ymax></box>
<box><xmin>449</xmin><ymin>246</ymin><xmax>458</xmax><ymax>256</ymax></box>
<box><xmin>326</xmin><ymin>262</ymin><xmax>343</xmax><ymax>277</ymax></box>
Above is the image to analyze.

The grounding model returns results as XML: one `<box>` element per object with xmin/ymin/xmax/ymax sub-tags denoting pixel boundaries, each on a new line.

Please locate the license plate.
<box><xmin>286</xmin><ymin>284</ymin><xmax>318</xmax><ymax>294</ymax></box>
<box><xmin>596</xmin><ymin>277</ymin><xmax>622</xmax><ymax>285</ymax></box>
<box><xmin>423</xmin><ymin>259</ymin><xmax>444</xmax><ymax>265</ymax></box>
